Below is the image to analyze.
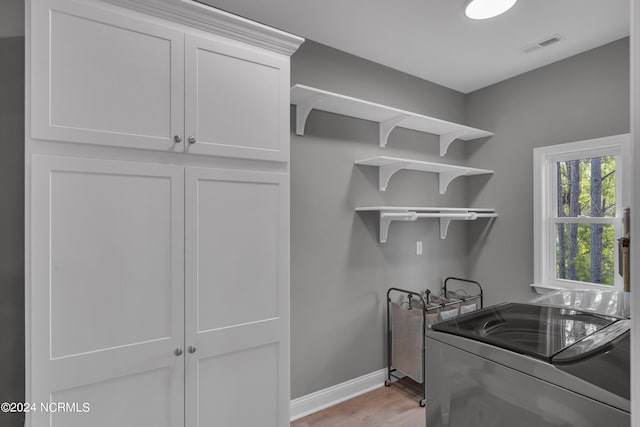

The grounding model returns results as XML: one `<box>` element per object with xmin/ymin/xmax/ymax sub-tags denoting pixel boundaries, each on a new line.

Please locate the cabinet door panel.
<box><xmin>29</xmin><ymin>155</ymin><xmax>184</xmax><ymax>427</ymax></box>
<box><xmin>196</xmin><ymin>344</ymin><xmax>279</xmax><ymax>427</ymax></box>
<box><xmin>194</xmin><ymin>177</ymin><xmax>280</xmax><ymax>330</ymax></box>
<box><xmin>185</xmin><ymin>35</ymin><xmax>289</xmax><ymax>161</ymax></box>
<box><xmin>50</xmin><ymin>368</ymin><xmax>173</xmax><ymax>427</ymax></box>
<box><xmin>185</xmin><ymin>167</ymin><xmax>290</xmax><ymax>427</ymax></box>
<box><xmin>31</xmin><ymin>0</ymin><xmax>184</xmax><ymax>151</ymax></box>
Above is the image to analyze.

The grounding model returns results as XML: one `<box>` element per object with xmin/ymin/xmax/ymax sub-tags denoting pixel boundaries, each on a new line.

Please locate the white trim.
<box><xmin>533</xmin><ymin>134</ymin><xmax>630</xmax><ymax>291</ymax></box>
<box><xmin>534</xmin><ymin>134</ymin><xmax>629</xmax><ymax>159</ymax></box>
<box><xmin>550</xmin><ymin>217</ymin><xmax>618</xmax><ymax>225</ymax></box>
<box><xmin>99</xmin><ymin>0</ymin><xmax>304</xmax><ymax>55</ymax></box>
<box><xmin>630</xmin><ymin>1</ymin><xmax>639</xmax><ymax>425</ymax></box>
<box><xmin>289</xmin><ymin>369</ymin><xmax>387</xmax><ymax>422</ymax></box>
<box><xmin>24</xmin><ymin>1</ymin><xmax>33</xmax><ymax>423</ymax></box>
<box><xmin>529</xmin><ymin>284</ymin><xmax>564</xmax><ymax>295</ymax></box>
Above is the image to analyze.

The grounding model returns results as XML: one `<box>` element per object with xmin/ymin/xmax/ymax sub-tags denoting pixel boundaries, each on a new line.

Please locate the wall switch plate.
<box><xmin>416</xmin><ymin>241</ymin><xmax>423</xmax><ymax>255</ymax></box>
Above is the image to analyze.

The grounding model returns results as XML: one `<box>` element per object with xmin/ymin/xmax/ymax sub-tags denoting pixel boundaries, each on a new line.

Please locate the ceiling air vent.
<box><xmin>521</xmin><ymin>34</ymin><xmax>565</xmax><ymax>54</ymax></box>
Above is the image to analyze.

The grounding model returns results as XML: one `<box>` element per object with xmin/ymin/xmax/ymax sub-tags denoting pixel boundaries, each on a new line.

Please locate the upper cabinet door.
<box><xmin>184</xmin><ymin>34</ymin><xmax>290</xmax><ymax>162</ymax></box>
<box><xmin>30</xmin><ymin>0</ymin><xmax>185</xmax><ymax>151</ymax></box>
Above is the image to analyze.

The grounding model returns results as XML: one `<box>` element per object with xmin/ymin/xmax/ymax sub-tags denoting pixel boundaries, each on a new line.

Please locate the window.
<box><xmin>533</xmin><ymin>134</ymin><xmax>630</xmax><ymax>291</ymax></box>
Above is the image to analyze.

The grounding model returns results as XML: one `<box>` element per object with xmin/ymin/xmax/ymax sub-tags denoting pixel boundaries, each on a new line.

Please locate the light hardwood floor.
<box><xmin>291</xmin><ymin>380</ymin><xmax>425</xmax><ymax>427</ymax></box>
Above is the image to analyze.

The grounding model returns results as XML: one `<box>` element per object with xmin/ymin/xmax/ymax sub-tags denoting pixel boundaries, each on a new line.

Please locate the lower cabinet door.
<box><xmin>29</xmin><ymin>155</ymin><xmax>185</xmax><ymax>427</ymax></box>
<box><xmin>184</xmin><ymin>166</ymin><xmax>290</xmax><ymax>427</ymax></box>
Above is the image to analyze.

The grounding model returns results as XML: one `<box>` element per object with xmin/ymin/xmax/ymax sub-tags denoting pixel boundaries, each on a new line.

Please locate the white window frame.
<box><xmin>533</xmin><ymin>134</ymin><xmax>631</xmax><ymax>292</ymax></box>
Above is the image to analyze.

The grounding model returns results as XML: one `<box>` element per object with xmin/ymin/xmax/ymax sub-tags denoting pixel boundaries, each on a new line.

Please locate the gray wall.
<box><xmin>0</xmin><ymin>35</ymin><xmax>25</xmax><ymax>427</ymax></box>
<box><xmin>290</xmin><ymin>38</ymin><xmax>630</xmax><ymax>399</ymax></box>
<box><xmin>465</xmin><ymin>38</ymin><xmax>630</xmax><ymax>306</ymax></box>
<box><xmin>290</xmin><ymin>41</ymin><xmax>473</xmax><ymax>398</ymax></box>
<box><xmin>0</xmin><ymin>0</ymin><xmax>24</xmax><ymax>38</ymax></box>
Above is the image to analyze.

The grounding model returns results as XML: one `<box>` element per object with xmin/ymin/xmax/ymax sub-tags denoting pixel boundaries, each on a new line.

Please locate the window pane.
<box><xmin>555</xmin><ymin>223</ymin><xmax>615</xmax><ymax>286</ymax></box>
<box><xmin>556</xmin><ymin>156</ymin><xmax>616</xmax><ymax>218</ymax></box>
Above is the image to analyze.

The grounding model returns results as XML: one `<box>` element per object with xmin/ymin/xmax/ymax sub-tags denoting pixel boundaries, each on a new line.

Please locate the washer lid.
<box><xmin>431</xmin><ymin>303</ymin><xmax>619</xmax><ymax>362</ymax></box>
<box><xmin>553</xmin><ymin>323</ymin><xmax>630</xmax><ymax>400</ymax></box>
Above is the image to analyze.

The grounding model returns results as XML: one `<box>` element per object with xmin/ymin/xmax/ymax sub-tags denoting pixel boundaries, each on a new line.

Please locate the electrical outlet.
<box><xmin>416</xmin><ymin>241</ymin><xmax>423</xmax><ymax>255</ymax></box>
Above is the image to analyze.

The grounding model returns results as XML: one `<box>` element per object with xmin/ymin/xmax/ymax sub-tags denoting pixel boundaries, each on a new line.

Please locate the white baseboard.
<box><xmin>289</xmin><ymin>368</ymin><xmax>387</xmax><ymax>421</ymax></box>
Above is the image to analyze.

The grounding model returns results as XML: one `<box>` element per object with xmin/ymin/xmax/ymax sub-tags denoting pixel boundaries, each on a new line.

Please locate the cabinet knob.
<box><xmin>173</xmin><ymin>135</ymin><xmax>182</xmax><ymax>143</ymax></box>
<box><xmin>175</xmin><ymin>348</ymin><xmax>183</xmax><ymax>356</ymax></box>
<box><xmin>188</xmin><ymin>136</ymin><xmax>196</xmax><ymax>144</ymax></box>
<box><xmin>188</xmin><ymin>346</ymin><xmax>196</xmax><ymax>354</ymax></box>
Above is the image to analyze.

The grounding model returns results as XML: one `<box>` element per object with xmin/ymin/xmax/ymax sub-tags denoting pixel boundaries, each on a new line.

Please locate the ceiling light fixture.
<box><xmin>465</xmin><ymin>0</ymin><xmax>518</xmax><ymax>20</ymax></box>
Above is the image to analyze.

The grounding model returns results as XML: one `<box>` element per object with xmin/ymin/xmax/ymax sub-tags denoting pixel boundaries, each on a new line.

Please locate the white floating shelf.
<box><xmin>356</xmin><ymin>207</ymin><xmax>498</xmax><ymax>242</ymax></box>
<box><xmin>291</xmin><ymin>84</ymin><xmax>493</xmax><ymax>156</ymax></box>
<box><xmin>354</xmin><ymin>156</ymin><xmax>494</xmax><ymax>194</ymax></box>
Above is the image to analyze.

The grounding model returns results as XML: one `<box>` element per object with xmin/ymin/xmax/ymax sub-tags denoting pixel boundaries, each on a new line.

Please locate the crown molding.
<box><xmin>101</xmin><ymin>0</ymin><xmax>304</xmax><ymax>56</ymax></box>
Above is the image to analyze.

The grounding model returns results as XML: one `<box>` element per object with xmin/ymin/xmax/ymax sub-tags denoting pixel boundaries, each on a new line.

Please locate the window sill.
<box><xmin>530</xmin><ymin>282</ymin><xmax>620</xmax><ymax>295</ymax></box>
<box><xmin>530</xmin><ymin>284</ymin><xmax>564</xmax><ymax>295</ymax></box>
<box><xmin>529</xmin><ymin>284</ymin><xmax>630</xmax><ymax>318</ymax></box>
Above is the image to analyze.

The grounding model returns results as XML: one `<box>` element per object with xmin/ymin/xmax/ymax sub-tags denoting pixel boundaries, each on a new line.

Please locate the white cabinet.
<box><xmin>31</xmin><ymin>0</ymin><xmax>184</xmax><ymax>151</ymax></box>
<box><xmin>26</xmin><ymin>1</ymin><xmax>303</xmax><ymax>426</ymax></box>
<box><xmin>30</xmin><ymin>155</ymin><xmax>185</xmax><ymax>427</ymax></box>
<box><xmin>185</xmin><ymin>167</ymin><xmax>289</xmax><ymax>427</ymax></box>
<box><xmin>30</xmin><ymin>156</ymin><xmax>290</xmax><ymax>427</ymax></box>
<box><xmin>185</xmin><ymin>35</ymin><xmax>290</xmax><ymax>161</ymax></box>
<box><xmin>31</xmin><ymin>0</ymin><xmax>291</xmax><ymax>161</ymax></box>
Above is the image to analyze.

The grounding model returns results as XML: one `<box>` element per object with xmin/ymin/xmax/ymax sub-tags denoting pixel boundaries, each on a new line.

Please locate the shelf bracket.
<box><xmin>379</xmin><ymin>115</ymin><xmax>410</xmax><ymax>148</ymax></box>
<box><xmin>439</xmin><ymin>212</ymin><xmax>477</xmax><ymax>239</ymax></box>
<box><xmin>439</xmin><ymin>170</ymin><xmax>469</xmax><ymax>195</ymax></box>
<box><xmin>439</xmin><ymin>218</ymin><xmax>455</xmax><ymax>240</ymax></box>
<box><xmin>380</xmin><ymin>211</ymin><xmax>417</xmax><ymax>243</ymax></box>
<box><xmin>439</xmin><ymin>130</ymin><xmax>467</xmax><ymax>157</ymax></box>
<box><xmin>379</xmin><ymin>162</ymin><xmax>410</xmax><ymax>191</ymax></box>
<box><xmin>295</xmin><ymin>96</ymin><xmax>324</xmax><ymax>135</ymax></box>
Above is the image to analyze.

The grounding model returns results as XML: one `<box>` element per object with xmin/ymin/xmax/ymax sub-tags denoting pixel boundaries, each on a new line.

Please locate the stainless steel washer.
<box><xmin>426</xmin><ymin>302</ymin><xmax>630</xmax><ymax>427</ymax></box>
